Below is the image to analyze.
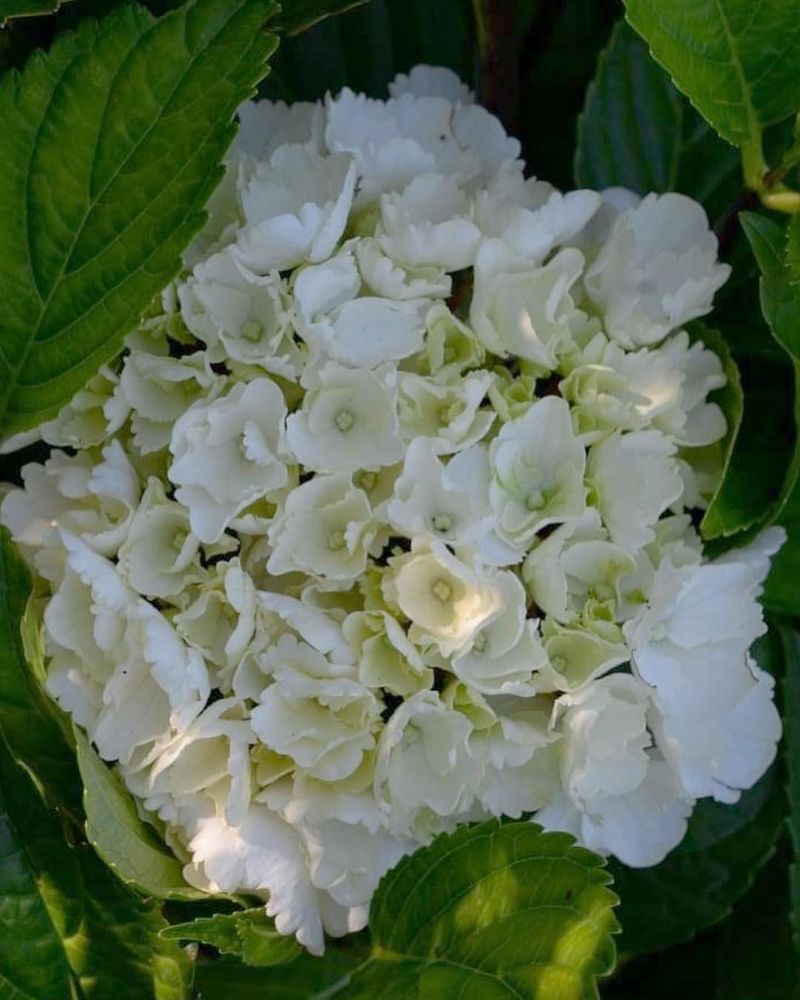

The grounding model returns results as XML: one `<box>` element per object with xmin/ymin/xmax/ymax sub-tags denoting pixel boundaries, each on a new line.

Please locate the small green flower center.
<box><xmin>525</xmin><ymin>488</ymin><xmax>544</xmax><ymax>511</ymax></box>
<box><xmin>432</xmin><ymin>578</ymin><xmax>452</xmax><ymax>603</ymax></box>
<box><xmin>327</xmin><ymin>528</ymin><xmax>346</xmax><ymax>551</ymax></box>
<box><xmin>432</xmin><ymin>513</ymin><xmax>452</xmax><ymax>532</ymax></box>
<box><xmin>241</xmin><ymin>321</ymin><xmax>263</xmax><ymax>342</ymax></box>
<box><xmin>438</xmin><ymin>400</ymin><xmax>463</xmax><ymax>424</ymax></box>
<box><xmin>355</xmin><ymin>470</ymin><xmax>377</xmax><ymax>492</ymax></box>
<box><xmin>335</xmin><ymin>409</ymin><xmax>355</xmax><ymax>432</ymax></box>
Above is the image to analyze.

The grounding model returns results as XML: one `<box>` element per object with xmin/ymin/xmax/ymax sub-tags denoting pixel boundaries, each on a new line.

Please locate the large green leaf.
<box><xmin>195</xmin><ymin>821</ymin><xmax>618</xmax><ymax>999</ymax></box>
<box><xmin>609</xmin><ymin>758</ymin><xmax>785</xmax><ymax>957</ymax></box>
<box><xmin>0</xmin><ymin>736</ymin><xmax>193</xmax><ymax>1000</ymax></box>
<box><xmin>0</xmin><ymin>526</ymin><xmax>82</xmax><ymax>817</ymax></box>
<box><xmin>161</xmin><ymin>908</ymin><xmax>300</xmax><ymax>966</ymax></box>
<box><xmin>75</xmin><ymin>727</ymin><xmax>207</xmax><ymax>901</ymax></box>
<box><xmin>575</xmin><ymin>20</ymin><xmax>740</xmax><ymax>220</ymax></box>
<box><xmin>623</xmin><ymin>0</ymin><xmax>800</xmax><ymax>147</ymax></box>
<box><xmin>780</xmin><ymin>626</ymin><xmax>800</xmax><ymax>953</ymax></box>
<box><xmin>0</xmin><ymin>0</ymin><xmax>278</xmax><ymax>437</ymax></box>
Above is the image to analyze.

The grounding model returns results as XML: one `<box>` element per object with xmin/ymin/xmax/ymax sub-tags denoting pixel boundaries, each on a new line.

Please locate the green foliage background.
<box><xmin>1</xmin><ymin>0</ymin><xmax>800</xmax><ymax>996</ymax></box>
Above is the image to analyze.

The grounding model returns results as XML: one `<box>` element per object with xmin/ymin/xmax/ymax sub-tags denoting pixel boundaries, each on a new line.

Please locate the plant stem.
<box><xmin>472</xmin><ymin>0</ymin><xmax>519</xmax><ymax>132</ymax></box>
<box><xmin>741</xmin><ymin>137</ymin><xmax>800</xmax><ymax>215</ymax></box>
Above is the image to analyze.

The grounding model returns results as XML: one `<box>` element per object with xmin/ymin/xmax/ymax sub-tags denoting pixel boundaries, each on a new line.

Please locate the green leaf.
<box><xmin>609</xmin><ymin>763</ymin><xmax>785</xmax><ymax>957</ymax></box>
<box><xmin>0</xmin><ymin>526</ymin><xmax>83</xmax><ymax>817</ymax></box>
<box><xmin>689</xmin><ymin>324</ymin><xmax>745</xmax><ymax>541</ymax></box>
<box><xmin>192</xmin><ymin>950</ymin><xmax>362</xmax><ymax>999</ymax></box>
<box><xmin>362</xmin><ymin>819</ymin><xmax>617</xmax><ymax>999</ymax></box>
<box><xmin>623</xmin><ymin>0</ymin><xmax>800</xmax><ymax>147</ymax></box>
<box><xmin>75</xmin><ymin>726</ymin><xmax>207</xmax><ymax>901</ymax></box>
<box><xmin>161</xmin><ymin>908</ymin><xmax>301</xmax><ymax>966</ymax></box>
<box><xmin>787</xmin><ymin>213</ymin><xmax>800</xmax><ymax>292</ymax></box>
<box><xmin>575</xmin><ymin>20</ymin><xmax>682</xmax><ymax>192</ymax></box>
<box><xmin>0</xmin><ymin>0</ymin><xmax>278</xmax><ymax>437</ymax></box>
<box><xmin>264</xmin><ymin>0</ymin><xmax>474</xmax><ymax>105</ymax></box>
<box><xmin>780</xmin><ymin>626</ymin><xmax>800</xmax><ymax>953</ymax></box>
<box><xmin>764</xmin><ymin>523</ymin><xmax>800</xmax><ymax>614</ymax></box>
<box><xmin>575</xmin><ymin>20</ymin><xmax>740</xmax><ymax>221</ymax></box>
<box><xmin>194</xmin><ymin>821</ymin><xmax>619</xmax><ymax>999</ymax></box>
<box><xmin>0</xmin><ymin>0</ymin><xmax>72</xmax><ymax>25</ymax></box>
<box><xmin>606</xmin><ymin>843</ymin><xmax>800</xmax><ymax>999</ymax></box>
<box><xmin>0</xmin><ymin>736</ymin><xmax>193</xmax><ymax>1000</ymax></box>
<box><xmin>743</xmin><ymin>212</ymin><xmax>800</xmax><ymax>358</ymax></box>
<box><xmin>272</xmin><ymin>0</ymin><xmax>371</xmax><ymax>35</ymax></box>
<box><xmin>701</xmin><ymin>213</ymin><xmax>800</xmax><ymax>540</ymax></box>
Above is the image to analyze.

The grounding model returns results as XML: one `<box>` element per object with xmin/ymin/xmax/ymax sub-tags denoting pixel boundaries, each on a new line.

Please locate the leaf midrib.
<box><xmin>709</xmin><ymin>0</ymin><xmax>759</xmax><ymax>142</ymax></box>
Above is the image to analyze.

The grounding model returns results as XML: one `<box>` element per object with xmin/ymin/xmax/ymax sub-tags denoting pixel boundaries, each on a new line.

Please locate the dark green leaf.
<box><xmin>0</xmin><ymin>742</ymin><xmax>74</xmax><ymax>1000</ymax></box>
<box><xmin>162</xmin><ymin>908</ymin><xmax>300</xmax><ymax>966</ymax></box>
<box><xmin>607</xmin><ymin>843</ymin><xmax>800</xmax><ymax>999</ymax></box>
<box><xmin>0</xmin><ymin>0</ymin><xmax>72</xmax><ymax>24</ymax></box>
<box><xmin>525</xmin><ymin>0</ymin><xmax>618</xmax><ymax>191</ymax></box>
<box><xmin>75</xmin><ymin>727</ymin><xmax>206</xmax><ymax>901</ymax></box>
<box><xmin>764</xmin><ymin>523</ymin><xmax>800</xmax><ymax>615</ymax></box>
<box><xmin>0</xmin><ymin>526</ymin><xmax>82</xmax><ymax>817</ymax></box>
<box><xmin>0</xmin><ymin>0</ymin><xmax>278</xmax><ymax>437</ymax></box>
<box><xmin>609</xmin><ymin>764</ymin><xmax>785</xmax><ymax>956</ymax></box>
<box><xmin>743</xmin><ymin>212</ymin><xmax>800</xmax><ymax>358</ymax></box>
<box><xmin>623</xmin><ymin>0</ymin><xmax>800</xmax><ymax>147</ymax></box>
<box><xmin>272</xmin><ymin>0</ymin><xmax>371</xmax><ymax>35</ymax></box>
<box><xmin>780</xmin><ymin>626</ymin><xmax>800</xmax><ymax>953</ymax></box>
<box><xmin>576</xmin><ymin>20</ymin><xmax>683</xmax><ymax>192</ymax></box>
<box><xmin>788</xmin><ymin>213</ymin><xmax>800</xmax><ymax>292</ymax></box>
<box><xmin>690</xmin><ymin>325</ymin><xmax>744</xmax><ymax>541</ymax></box>
<box><xmin>701</xmin><ymin>213</ymin><xmax>800</xmax><ymax>539</ymax></box>
<box><xmin>193</xmin><ymin>950</ymin><xmax>361</xmax><ymax>999</ymax></box>
<box><xmin>0</xmin><ymin>736</ymin><xmax>193</xmax><ymax>999</ymax></box>
<box><xmin>576</xmin><ymin>20</ymin><xmax>740</xmax><ymax>221</ymax></box>
<box><xmin>263</xmin><ymin>0</ymin><xmax>473</xmax><ymax>103</ymax></box>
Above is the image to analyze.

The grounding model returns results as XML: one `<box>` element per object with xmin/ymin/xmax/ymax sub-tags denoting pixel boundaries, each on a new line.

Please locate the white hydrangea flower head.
<box><xmin>1</xmin><ymin>66</ymin><xmax>783</xmax><ymax>954</ymax></box>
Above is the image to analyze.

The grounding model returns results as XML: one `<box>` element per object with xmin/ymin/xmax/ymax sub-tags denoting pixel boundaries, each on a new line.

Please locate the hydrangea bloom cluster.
<box><xmin>1</xmin><ymin>66</ymin><xmax>783</xmax><ymax>954</ymax></box>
